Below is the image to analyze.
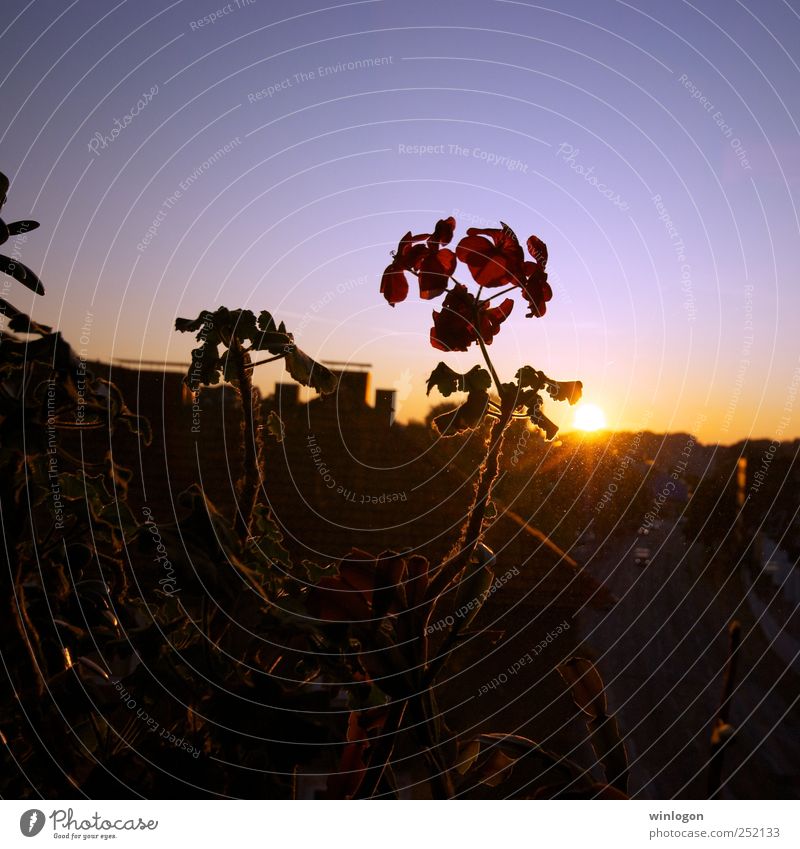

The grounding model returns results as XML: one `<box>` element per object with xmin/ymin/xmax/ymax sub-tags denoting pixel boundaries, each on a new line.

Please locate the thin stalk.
<box><xmin>355</xmin><ymin>699</ymin><xmax>407</xmax><ymax>798</ymax></box>
<box><xmin>232</xmin><ymin>337</ymin><xmax>260</xmax><ymax>538</ymax></box>
<box><xmin>243</xmin><ymin>352</ymin><xmax>285</xmax><ymax>370</ymax></box>
<box><xmin>480</xmin><ymin>284</ymin><xmax>517</xmax><ymax>303</ymax></box>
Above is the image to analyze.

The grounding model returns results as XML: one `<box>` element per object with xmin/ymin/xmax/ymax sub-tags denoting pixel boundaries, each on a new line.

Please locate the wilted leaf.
<box><xmin>248</xmin><ymin>503</ymin><xmax>291</xmax><ymax>568</ymax></box>
<box><xmin>587</xmin><ymin>714</ymin><xmax>628</xmax><ymax>792</ymax></box>
<box><xmin>175</xmin><ymin>312</ymin><xmax>213</xmax><ymax>333</ymax></box>
<box><xmin>0</xmin><ymin>298</ymin><xmax>51</xmax><ymax>335</ymax></box>
<box><xmin>478</xmin><ymin>749</ymin><xmax>516</xmax><ymax>787</ymax></box>
<box><xmin>432</xmin><ymin>390</ymin><xmax>489</xmax><ymax>436</ymax></box>
<box><xmin>515</xmin><ymin>366</ymin><xmax>544</xmax><ymax>391</ymax></box>
<box><xmin>546</xmin><ymin>380</ymin><xmax>583</xmax><ymax>405</ymax></box>
<box><xmin>558</xmin><ymin>656</ymin><xmax>607</xmax><ymax>719</ymax></box>
<box><xmin>265</xmin><ymin>410</ymin><xmax>284</xmax><ymax>442</ymax></box>
<box><xmin>257</xmin><ymin>310</ymin><xmax>276</xmax><ymax>331</ymax></box>
<box><xmin>186</xmin><ymin>342</ymin><xmax>221</xmax><ymax>387</ymax></box>
<box><xmin>426</xmin><ymin>362</ymin><xmax>491</xmax><ymax>397</ymax></box>
<box><xmin>284</xmin><ymin>346</ymin><xmax>337</xmax><ymax>394</ymax></box>
<box><xmin>529</xmin><ymin>394</ymin><xmax>559</xmax><ymax>441</ymax></box>
<box><xmin>456</xmin><ymin>739</ymin><xmax>481</xmax><ymax>776</ymax></box>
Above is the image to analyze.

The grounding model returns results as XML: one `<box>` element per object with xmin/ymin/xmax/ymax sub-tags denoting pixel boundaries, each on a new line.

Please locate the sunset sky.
<box><xmin>3</xmin><ymin>0</ymin><xmax>799</xmax><ymax>443</ymax></box>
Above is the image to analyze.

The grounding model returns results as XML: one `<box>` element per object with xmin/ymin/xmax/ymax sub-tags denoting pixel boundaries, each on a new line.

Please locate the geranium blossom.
<box><xmin>455</xmin><ymin>223</ymin><xmax>525</xmax><ymax>288</ymax></box>
<box><xmin>430</xmin><ymin>283</ymin><xmax>514</xmax><ymax>352</ymax></box>
<box><xmin>380</xmin><ymin>217</ymin><xmax>458</xmax><ymax>305</ymax></box>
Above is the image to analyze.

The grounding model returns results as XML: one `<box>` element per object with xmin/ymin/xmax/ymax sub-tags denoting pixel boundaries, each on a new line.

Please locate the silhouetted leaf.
<box><xmin>248</xmin><ymin>503</ymin><xmax>291</xmax><ymax>570</ymax></box>
<box><xmin>515</xmin><ymin>366</ymin><xmax>544</xmax><ymax>391</ymax></box>
<box><xmin>545</xmin><ymin>379</ymin><xmax>583</xmax><ymax>405</ymax></box>
<box><xmin>0</xmin><ymin>298</ymin><xmax>51</xmax><ymax>335</ymax></box>
<box><xmin>432</xmin><ymin>390</ymin><xmax>489</xmax><ymax>436</ymax></box>
<box><xmin>175</xmin><ymin>312</ymin><xmax>213</xmax><ymax>333</ymax></box>
<box><xmin>529</xmin><ymin>394</ymin><xmax>559</xmax><ymax>441</ymax></box>
<box><xmin>557</xmin><ymin>657</ymin><xmax>607</xmax><ymax>719</ymax></box>
<box><xmin>284</xmin><ymin>346</ymin><xmax>337</xmax><ymax>394</ymax></box>
<box><xmin>6</xmin><ymin>220</ymin><xmax>39</xmax><ymax>236</ymax></box>
<box><xmin>426</xmin><ymin>362</ymin><xmax>491</xmax><ymax>397</ymax></box>
<box><xmin>265</xmin><ymin>410</ymin><xmax>284</xmax><ymax>442</ymax></box>
<box><xmin>0</xmin><ymin>255</ymin><xmax>44</xmax><ymax>294</ymax></box>
<box><xmin>257</xmin><ymin>310</ymin><xmax>276</xmax><ymax>332</ymax></box>
<box><xmin>187</xmin><ymin>342</ymin><xmax>221</xmax><ymax>386</ymax></box>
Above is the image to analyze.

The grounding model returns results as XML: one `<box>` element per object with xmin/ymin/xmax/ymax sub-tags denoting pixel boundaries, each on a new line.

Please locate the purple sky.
<box><xmin>3</xmin><ymin>0</ymin><xmax>800</xmax><ymax>442</ymax></box>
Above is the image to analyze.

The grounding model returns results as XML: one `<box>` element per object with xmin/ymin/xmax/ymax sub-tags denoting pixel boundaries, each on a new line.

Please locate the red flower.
<box><xmin>380</xmin><ymin>217</ymin><xmax>458</xmax><ymax>305</ymax></box>
<box><xmin>455</xmin><ymin>222</ymin><xmax>525</xmax><ymax>288</ymax></box>
<box><xmin>427</xmin><ymin>216</ymin><xmax>455</xmax><ymax>249</ymax></box>
<box><xmin>380</xmin><ymin>231</ymin><xmax>429</xmax><ymax>306</ymax></box>
<box><xmin>519</xmin><ymin>235</ymin><xmax>552</xmax><ymax>317</ymax></box>
<box><xmin>430</xmin><ymin>283</ymin><xmax>514</xmax><ymax>352</ymax></box>
<box><xmin>479</xmin><ymin>295</ymin><xmax>514</xmax><ymax>341</ymax></box>
<box><xmin>519</xmin><ymin>261</ymin><xmax>552</xmax><ymax>317</ymax></box>
<box><xmin>417</xmin><ymin>247</ymin><xmax>456</xmax><ymax>300</ymax></box>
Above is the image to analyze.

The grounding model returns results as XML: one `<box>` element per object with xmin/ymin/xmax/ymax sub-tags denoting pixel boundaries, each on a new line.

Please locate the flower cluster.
<box><xmin>380</xmin><ymin>217</ymin><xmax>552</xmax><ymax>350</ymax></box>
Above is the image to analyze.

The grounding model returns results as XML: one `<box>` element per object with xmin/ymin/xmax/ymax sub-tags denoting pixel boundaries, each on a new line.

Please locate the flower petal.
<box><xmin>418</xmin><ymin>248</ymin><xmax>456</xmax><ymax>300</ymax></box>
<box><xmin>380</xmin><ymin>263</ymin><xmax>409</xmax><ymax>306</ymax></box>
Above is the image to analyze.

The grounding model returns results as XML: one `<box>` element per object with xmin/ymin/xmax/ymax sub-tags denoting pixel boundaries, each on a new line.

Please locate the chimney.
<box><xmin>375</xmin><ymin>389</ymin><xmax>397</xmax><ymax>424</ymax></box>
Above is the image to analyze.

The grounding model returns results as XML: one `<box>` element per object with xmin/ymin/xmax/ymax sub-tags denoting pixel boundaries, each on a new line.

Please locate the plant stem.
<box><xmin>243</xmin><ymin>353</ymin><xmax>285</xmax><ymax>370</ymax></box>
<box><xmin>476</xmin><ymin>330</ymin><xmax>503</xmax><ymax>398</ymax></box>
<box><xmin>355</xmin><ymin>699</ymin><xmax>407</xmax><ymax>798</ymax></box>
<box><xmin>479</xmin><ymin>284</ymin><xmax>517</xmax><ymax>303</ymax></box>
<box><xmin>231</xmin><ymin>337</ymin><xmax>261</xmax><ymax>538</ymax></box>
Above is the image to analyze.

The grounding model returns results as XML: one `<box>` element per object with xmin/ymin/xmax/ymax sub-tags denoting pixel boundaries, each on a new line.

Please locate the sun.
<box><xmin>573</xmin><ymin>403</ymin><xmax>607</xmax><ymax>433</ymax></box>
